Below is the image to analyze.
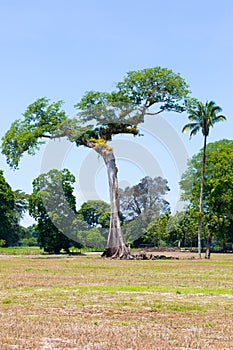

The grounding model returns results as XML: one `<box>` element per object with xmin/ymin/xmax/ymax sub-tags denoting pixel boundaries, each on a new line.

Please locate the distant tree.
<box><xmin>0</xmin><ymin>175</ymin><xmax>29</xmax><ymax>246</ymax></box>
<box><xmin>78</xmin><ymin>200</ymin><xmax>111</xmax><ymax>228</ymax></box>
<box><xmin>2</xmin><ymin>67</ymin><xmax>190</xmax><ymax>258</ymax></box>
<box><xmin>0</xmin><ymin>170</ymin><xmax>17</xmax><ymax>246</ymax></box>
<box><xmin>182</xmin><ymin>101</ymin><xmax>226</xmax><ymax>258</ymax></box>
<box><xmin>143</xmin><ymin>212</ymin><xmax>171</xmax><ymax>247</ymax></box>
<box><xmin>22</xmin><ymin>224</ymin><xmax>38</xmax><ymax>239</ymax></box>
<box><xmin>180</xmin><ymin>139</ymin><xmax>233</xmax><ymax>257</ymax></box>
<box><xmin>14</xmin><ymin>190</ymin><xmax>28</xmax><ymax>219</ymax></box>
<box><xmin>29</xmin><ymin>169</ymin><xmax>79</xmax><ymax>253</ymax></box>
<box><xmin>119</xmin><ymin>176</ymin><xmax>170</xmax><ymax>244</ymax></box>
<box><xmin>0</xmin><ymin>239</ymin><xmax>6</xmax><ymax>247</ymax></box>
<box><xmin>122</xmin><ymin>214</ymin><xmax>149</xmax><ymax>246</ymax></box>
<box><xmin>18</xmin><ymin>225</ymin><xmax>38</xmax><ymax>247</ymax></box>
<box><xmin>166</xmin><ymin>209</ymin><xmax>198</xmax><ymax>248</ymax></box>
<box><xmin>119</xmin><ymin>176</ymin><xmax>170</xmax><ymax>220</ymax></box>
<box><xmin>77</xmin><ymin>228</ymin><xmax>106</xmax><ymax>249</ymax></box>
<box><xmin>12</xmin><ymin>190</ymin><xmax>29</xmax><ymax>244</ymax></box>
<box><xmin>21</xmin><ymin>236</ymin><xmax>38</xmax><ymax>247</ymax></box>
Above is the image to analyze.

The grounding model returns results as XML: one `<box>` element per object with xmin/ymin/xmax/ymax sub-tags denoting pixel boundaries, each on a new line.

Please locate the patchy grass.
<box><xmin>0</xmin><ymin>246</ymin><xmax>43</xmax><ymax>255</ymax></box>
<box><xmin>0</xmin><ymin>252</ymin><xmax>232</xmax><ymax>349</ymax></box>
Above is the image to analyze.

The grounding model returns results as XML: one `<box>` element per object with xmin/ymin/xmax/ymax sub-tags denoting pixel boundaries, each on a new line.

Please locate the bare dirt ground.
<box><xmin>0</xmin><ymin>252</ymin><xmax>232</xmax><ymax>349</ymax></box>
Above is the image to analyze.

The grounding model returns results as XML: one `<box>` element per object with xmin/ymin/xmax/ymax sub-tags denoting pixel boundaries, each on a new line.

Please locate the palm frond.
<box><xmin>182</xmin><ymin>122</ymin><xmax>199</xmax><ymax>132</ymax></box>
<box><xmin>189</xmin><ymin>126</ymin><xmax>200</xmax><ymax>138</ymax></box>
<box><xmin>182</xmin><ymin>100</ymin><xmax>226</xmax><ymax>140</ymax></box>
<box><xmin>212</xmin><ymin>114</ymin><xmax>226</xmax><ymax>123</ymax></box>
<box><xmin>182</xmin><ymin>124</ymin><xmax>190</xmax><ymax>133</ymax></box>
<box><xmin>206</xmin><ymin>100</ymin><xmax>222</xmax><ymax>112</ymax></box>
<box><xmin>187</xmin><ymin>113</ymin><xmax>201</xmax><ymax>122</ymax></box>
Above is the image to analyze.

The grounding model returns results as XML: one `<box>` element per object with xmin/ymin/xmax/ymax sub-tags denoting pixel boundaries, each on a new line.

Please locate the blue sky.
<box><xmin>0</xmin><ymin>0</ymin><xmax>233</xmax><ymax>224</ymax></box>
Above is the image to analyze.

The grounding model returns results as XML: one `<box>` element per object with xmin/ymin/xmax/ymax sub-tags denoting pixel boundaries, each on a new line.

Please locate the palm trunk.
<box><xmin>198</xmin><ymin>135</ymin><xmax>207</xmax><ymax>259</ymax></box>
<box><xmin>205</xmin><ymin>230</ymin><xmax>212</xmax><ymax>259</ymax></box>
<box><xmin>101</xmin><ymin>149</ymin><xmax>131</xmax><ymax>258</ymax></box>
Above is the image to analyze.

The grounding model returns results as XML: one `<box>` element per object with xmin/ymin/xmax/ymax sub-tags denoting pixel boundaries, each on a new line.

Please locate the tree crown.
<box><xmin>2</xmin><ymin>67</ymin><xmax>190</xmax><ymax>168</ymax></box>
<box><xmin>182</xmin><ymin>100</ymin><xmax>226</xmax><ymax>138</ymax></box>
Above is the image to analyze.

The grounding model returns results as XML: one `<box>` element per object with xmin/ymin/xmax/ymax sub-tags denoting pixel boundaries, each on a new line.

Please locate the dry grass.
<box><xmin>0</xmin><ymin>252</ymin><xmax>232</xmax><ymax>349</ymax></box>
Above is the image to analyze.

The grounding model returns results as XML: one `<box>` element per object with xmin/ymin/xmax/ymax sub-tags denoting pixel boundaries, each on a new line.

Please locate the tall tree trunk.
<box><xmin>198</xmin><ymin>135</ymin><xmax>207</xmax><ymax>259</ymax></box>
<box><xmin>101</xmin><ymin>149</ymin><xmax>131</xmax><ymax>259</ymax></box>
<box><xmin>205</xmin><ymin>230</ymin><xmax>212</xmax><ymax>259</ymax></box>
<box><xmin>81</xmin><ymin>138</ymin><xmax>131</xmax><ymax>259</ymax></box>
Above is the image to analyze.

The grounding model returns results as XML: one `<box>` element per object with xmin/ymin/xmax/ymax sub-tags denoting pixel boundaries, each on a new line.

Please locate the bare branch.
<box><xmin>41</xmin><ymin>134</ymin><xmax>54</xmax><ymax>139</ymax></box>
<box><xmin>145</xmin><ymin>110</ymin><xmax>163</xmax><ymax>116</ymax></box>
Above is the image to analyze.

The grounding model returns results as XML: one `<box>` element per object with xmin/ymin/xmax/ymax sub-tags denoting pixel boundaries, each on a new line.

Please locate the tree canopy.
<box><xmin>119</xmin><ymin>176</ymin><xmax>170</xmax><ymax>245</ymax></box>
<box><xmin>180</xmin><ymin>139</ymin><xmax>233</xmax><ymax>250</ymax></box>
<box><xmin>2</xmin><ymin>67</ymin><xmax>190</xmax><ymax>170</ymax></box>
<box><xmin>29</xmin><ymin>168</ymin><xmax>79</xmax><ymax>253</ymax></box>
<box><xmin>182</xmin><ymin>100</ymin><xmax>226</xmax><ymax>138</ymax></box>
<box><xmin>119</xmin><ymin>176</ymin><xmax>170</xmax><ymax>220</ymax></box>
<box><xmin>77</xmin><ymin>200</ymin><xmax>111</xmax><ymax>228</ymax></box>
<box><xmin>143</xmin><ymin>212</ymin><xmax>171</xmax><ymax>247</ymax></box>
<box><xmin>0</xmin><ymin>170</ymin><xmax>17</xmax><ymax>246</ymax></box>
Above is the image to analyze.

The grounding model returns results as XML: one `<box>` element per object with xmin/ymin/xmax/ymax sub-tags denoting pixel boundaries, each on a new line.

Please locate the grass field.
<box><xmin>0</xmin><ymin>251</ymin><xmax>232</xmax><ymax>349</ymax></box>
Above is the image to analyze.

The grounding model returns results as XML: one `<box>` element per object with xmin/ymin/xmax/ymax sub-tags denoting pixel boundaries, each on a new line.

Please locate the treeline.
<box><xmin>1</xmin><ymin>138</ymin><xmax>233</xmax><ymax>254</ymax></box>
<box><xmin>1</xmin><ymin>67</ymin><xmax>229</xmax><ymax>258</ymax></box>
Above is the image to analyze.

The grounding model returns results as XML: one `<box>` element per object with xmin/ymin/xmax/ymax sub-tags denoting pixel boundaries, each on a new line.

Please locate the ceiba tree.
<box><xmin>2</xmin><ymin>67</ymin><xmax>190</xmax><ymax>258</ymax></box>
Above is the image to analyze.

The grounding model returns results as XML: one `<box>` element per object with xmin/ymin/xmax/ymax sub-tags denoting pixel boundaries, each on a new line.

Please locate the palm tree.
<box><xmin>182</xmin><ymin>101</ymin><xmax>226</xmax><ymax>258</ymax></box>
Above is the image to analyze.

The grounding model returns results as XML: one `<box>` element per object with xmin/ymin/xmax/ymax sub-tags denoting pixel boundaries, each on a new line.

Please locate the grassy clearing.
<box><xmin>0</xmin><ymin>246</ymin><xmax>43</xmax><ymax>255</ymax></box>
<box><xmin>0</xmin><ymin>252</ymin><xmax>232</xmax><ymax>349</ymax></box>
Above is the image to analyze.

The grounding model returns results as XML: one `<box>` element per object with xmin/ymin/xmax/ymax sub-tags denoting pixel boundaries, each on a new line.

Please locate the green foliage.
<box><xmin>77</xmin><ymin>200</ymin><xmax>111</xmax><ymax>228</ymax></box>
<box><xmin>13</xmin><ymin>190</ymin><xmax>28</xmax><ymax>225</ymax></box>
<box><xmin>182</xmin><ymin>100</ymin><xmax>226</xmax><ymax>138</ymax></box>
<box><xmin>0</xmin><ymin>170</ymin><xmax>14</xmax><ymax>213</ymax></box>
<box><xmin>1</xmin><ymin>98</ymin><xmax>67</xmax><ymax>168</ymax></box>
<box><xmin>17</xmin><ymin>224</ymin><xmax>39</xmax><ymax>247</ymax></box>
<box><xmin>76</xmin><ymin>228</ymin><xmax>106</xmax><ymax>249</ymax></box>
<box><xmin>21</xmin><ymin>237</ymin><xmax>38</xmax><ymax>247</ymax></box>
<box><xmin>76</xmin><ymin>200</ymin><xmax>120</xmax><ymax>248</ymax></box>
<box><xmin>182</xmin><ymin>100</ymin><xmax>226</xmax><ymax>257</ymax></box>
<box><xmin>2</xmin><ymin>67</ymin><xmax>190</xmax><ymax>169</ymax></box>
<box><xmin>76</xmin><ymin>67</ymin><xmax>190</xmax><ymax>139</ymax></box>
<box><xmin>122</xmin><ymin>214</ymin><xmax>149</xmax><ymax>244</ymax></box>
<box><xmin>119</xmin><ymin>176</ymin><xmax>170</xmax><ymax>221</ymax></box>
<box><xmin>0</xmin><ymin>239</ymin><xmax>6</xmax><ymax>247</ymax></box>
<box><xmin>166</xmin><ymin>209</ymin><xmax>198</xmax><ymax>247</ymax></box>
<box><xmin>29</xmin><ymin>169</ymin><xmax>78</xmax><ymax>253</ymax></box>
<box><xmin>119</xmin><ymin>176</ymin><xmax>170</xmax><ymax>245</ymax></box>
<box><xmin>143</xmin><ymin>212</ymin><xmax>171</xmax><ymax>247</ymax></box>
<box><xmin>180</xmin><ymin>139</ymin><xmax>233</xmax><ymax>245</ymax></box>
<box><xmin>0</xmin><ymin>170</ymin><xmax>19</xmax><ymax>246</ymax></box>
<box><xmin>117</xmin><ymin>67</ymin><xmax>190</xmax><ymax>111</ymax></box>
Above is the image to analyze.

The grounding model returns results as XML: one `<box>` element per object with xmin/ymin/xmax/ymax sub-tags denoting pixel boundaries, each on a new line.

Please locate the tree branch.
<box><xmin>81</xmin><ymin>138</ymin><xmax>97</xmax><ymax>149</ymax></box>
<box><xmin>145</xmin><ymin>110</ymin><xmax>163</xmax><ymax>116</ymax></box>
<box><xmin>41</xmin><ymin>134</ymin><xmax>54</xmax><ymax>139</ymax></box>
